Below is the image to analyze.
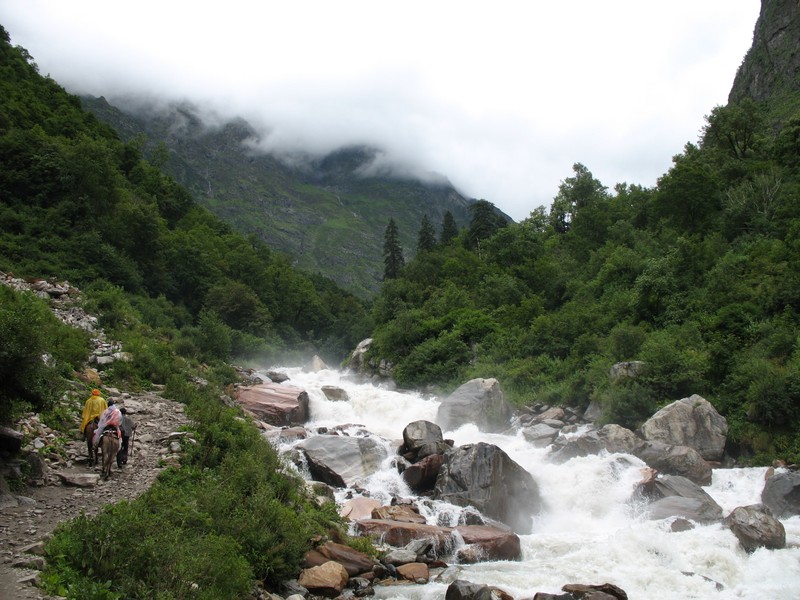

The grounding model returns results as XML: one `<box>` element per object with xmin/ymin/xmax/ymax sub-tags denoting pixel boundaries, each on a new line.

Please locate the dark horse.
<box><xmin>99</xmin><ymin>429</ymin><xmax>120</xmax><ymax>480</ymax></box>
<box><xmin>84</xmin><ymin>418</ymin><xmax>99</xmax><ymax>466</ymax></box>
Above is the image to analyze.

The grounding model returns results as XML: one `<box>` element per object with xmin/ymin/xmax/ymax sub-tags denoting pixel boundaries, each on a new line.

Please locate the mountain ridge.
<box><xmin>80</xmin><ymin>96</ymin><xmax>501</xmax><ymax>297</ymax></box>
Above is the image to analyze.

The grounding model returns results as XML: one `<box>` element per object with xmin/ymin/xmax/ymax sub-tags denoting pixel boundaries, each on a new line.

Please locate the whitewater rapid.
<box><xmin>265</xmin><ymin>366</ymin><xmax>800</xmax><ymax>599</ymax></box>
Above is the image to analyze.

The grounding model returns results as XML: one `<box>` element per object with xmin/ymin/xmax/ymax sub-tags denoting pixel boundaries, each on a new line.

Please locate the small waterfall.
<box><xmin>261</xmin><ymin>366</ymin><xmax>800</xmax><ymax>599</ymax></box>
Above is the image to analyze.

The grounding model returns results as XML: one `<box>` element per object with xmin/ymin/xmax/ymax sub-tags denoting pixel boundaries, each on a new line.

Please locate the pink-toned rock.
<box><xmin>354</xmin><ymin>519</ymin><xmax>454</xmax><ymax>551</ymax></box>
<box><xmin>455</xmin><ymin>525</ymin><xmax>522</xmax><ymax>561</ymax></box>
<box><xmin>396</xmin><ymin>562</ymin><xmax>429</xmax><ymax>583</ymax></box>
<box><xmin>303</xmin><ymin>541</ymin><xmax>375</xmax><ymax>576</ymax></box>
<box><xmin>236</xmin><ymin>383</ymin><xmax>309</xmax><ymax>426</ymax></box>
<box><xmin>297</xmin><ymin>561</ymin><xmax>348</xmax><ymax>597</ymax></box>
<box><xmin>340</xmin><ymin>497</ymin><xmax>382</xmax><ymax>521</ymax></box>
<box><xmin>371</xmin><ymin>504</ymin><xmax>427</xmax><ymax>524</ymax></box>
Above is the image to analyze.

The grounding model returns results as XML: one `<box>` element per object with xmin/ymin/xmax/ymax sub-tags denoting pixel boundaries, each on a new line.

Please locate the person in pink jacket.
<box><xmin>92</xmin><ymin>398</ymin><xmax>123</xmax><ymax>448</ymax></box>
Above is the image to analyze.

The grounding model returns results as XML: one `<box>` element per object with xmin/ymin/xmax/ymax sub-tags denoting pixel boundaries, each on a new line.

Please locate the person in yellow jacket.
<box><xmin>80</xmin><ymin>389</ymin><xmax>107</xmax><ymax>438</ymax></box>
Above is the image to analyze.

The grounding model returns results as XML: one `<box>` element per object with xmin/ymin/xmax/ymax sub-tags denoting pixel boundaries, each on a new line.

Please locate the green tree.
<box><xmin>440</xmin><ymin>210</ymin><xmax>459</xmax><ymax>244</ymax></box>
<box><xmin>416</xmin><ymin>214</ymin><xmax>437</xmax><ymax>253</ymax></box>
<box><xmin>466</xmin><ymin>199</ymin><xmax>507</xmax><ymax>254</ymax></box>
<box><xmin>702</xmin><ymin>99</ymin><xmax>764</xmax><ymax>160</ymax></box>
<box><xmin>383</xmin><ymin>218</ymin><xmax>405</xmax><ymax>280</ymax></box>
<box><xmin>548</xmin><ymin>163</ymin><xmax>607</xmax><ymax>234</ymax></box>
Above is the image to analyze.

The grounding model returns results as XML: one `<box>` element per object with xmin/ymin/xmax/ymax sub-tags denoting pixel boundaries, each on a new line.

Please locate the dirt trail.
<box><xmin>0</xmin><ymin>391</ymin><xmax>190</xmax><ymax>599</ymax></box>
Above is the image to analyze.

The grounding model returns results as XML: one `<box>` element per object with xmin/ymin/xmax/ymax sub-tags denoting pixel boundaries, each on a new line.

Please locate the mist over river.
<box><xmin>263</xmin><ymin>366</ymin><xmax>800</xmax><ymax>599</ymax></box>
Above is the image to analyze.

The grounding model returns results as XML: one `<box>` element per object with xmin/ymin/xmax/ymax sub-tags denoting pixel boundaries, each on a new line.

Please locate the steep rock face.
<box><xmin>729</xmin><ymin>0</ymin><xmax>800</xmax><ymax>103</ymax></box>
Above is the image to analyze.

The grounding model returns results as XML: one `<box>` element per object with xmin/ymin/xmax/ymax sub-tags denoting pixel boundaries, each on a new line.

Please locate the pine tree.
<box><xmin>383</xmin><ymin>218</ymin><xmax>405</xmax><ymax>280</ymax></box>
<box><xmin>416</xmin><ymin>215</ymin><xmax>437</xmax><ymax>253</ymax></box>
<box><xmin>440</xmin><ymin>210</ymin><xmax>459</xmax><ymax>244</ymax></box>
<box><xmin>466</xmin><ymin>199</ymin><xmax>507</xmax><ymax>252</ymax></box>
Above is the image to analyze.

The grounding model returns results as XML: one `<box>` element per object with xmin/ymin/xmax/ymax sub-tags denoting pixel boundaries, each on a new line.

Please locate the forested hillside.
<box><xmin>79</xmin><ymin>96</ymin><xmax>487</xmax><ymax>298</ymax></box>
<box><xmin>365</xmin><ymin>4</ymin><xmax>800</xmax><ymax>463</ymax></box>
<box><xmin>0</xmin><ymin>24</ymin><xmax>370</xmax><ymax>380</ymax></box>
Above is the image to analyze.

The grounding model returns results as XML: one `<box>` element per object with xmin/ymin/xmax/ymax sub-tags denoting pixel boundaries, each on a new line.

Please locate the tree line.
<box><xmin>372</xmin><ymin>98</ymin><xmax>800</xmax><ymax>465</ymax></box>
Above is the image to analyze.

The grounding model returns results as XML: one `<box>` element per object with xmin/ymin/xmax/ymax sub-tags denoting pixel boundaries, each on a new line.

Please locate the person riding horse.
<box><xmin>80</xmin><ymin>388</ymin><xmax>107</xmax><ymax>439</ymax></box>
<box><xmin>92</xmin><ymin>398</ymin><xmax>123</xmax><ymax>450</ymax></box>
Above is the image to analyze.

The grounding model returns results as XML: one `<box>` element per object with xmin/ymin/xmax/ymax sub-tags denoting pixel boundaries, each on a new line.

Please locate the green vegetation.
<box><xmin>0</xmin><ymin>26</ymin><xmax>370</xmax><ymax>597</ymax></box>
<box><xmin>369</xmin><ymin>102</ymin><xmax>800</xmax><ymax>463</ymax></box>
<box><xmin>0</xmin><ymin>25</ymin><xmax>371</xmax><ymax>384</ymax></box>
<box><xmin>42</xmin><ymin>381</ymin><xmax>343</xmax><ymax>599</ymax></box>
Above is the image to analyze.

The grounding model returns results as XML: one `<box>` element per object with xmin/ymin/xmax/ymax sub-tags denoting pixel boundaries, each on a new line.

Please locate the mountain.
<box><xmin>729</xmin><ymin>0</ymin><xmax>800</xmax><ymax>114</ymax></box>
<box><xmin>80</xmin><ymin>97</ymin><xmax>500</xmax><ymax>298</ymax></box>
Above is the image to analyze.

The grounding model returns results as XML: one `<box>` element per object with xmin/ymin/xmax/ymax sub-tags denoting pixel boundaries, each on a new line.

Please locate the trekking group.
<box><xmin>79</xmin><ymin>389</ymin><xmax>137</xmax><ymax>473</ymax></box>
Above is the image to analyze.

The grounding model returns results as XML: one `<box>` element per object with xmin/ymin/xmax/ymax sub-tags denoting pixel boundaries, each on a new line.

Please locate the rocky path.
<box><xmin>0</xmin><ymin>390</ymin><xmax>190</xmax><ymax>599</ymax></box>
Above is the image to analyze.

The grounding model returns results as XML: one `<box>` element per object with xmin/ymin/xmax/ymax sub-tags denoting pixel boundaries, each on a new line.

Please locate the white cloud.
<box><xmin>1</xmin><ymin>0</ymin><xmax>760</xmax><ymax>221</ymax></box>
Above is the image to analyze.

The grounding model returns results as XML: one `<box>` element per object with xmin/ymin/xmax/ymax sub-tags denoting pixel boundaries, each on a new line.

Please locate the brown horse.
<box><xmin>84</xmin><ymin>418</ymin><xmax>99</xmax><ymax>466</ymax></box>
<box><xmin>99</xmin><ymin>429</ymin><xmax>120</xmax><ymax>480</ymax></box>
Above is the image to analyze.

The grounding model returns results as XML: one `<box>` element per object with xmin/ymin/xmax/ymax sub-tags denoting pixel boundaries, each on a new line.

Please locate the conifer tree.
<box><xmin>440</xmin><ymin>210</ymin><xmax>459</xmax><ymax>244</ymax></box>
<box><xmin>383</xmin><ymin>218</ymin><xmax>405</xmax><ymax>280</ymax></box>
<box><xmin>417</xmin><ymin>214</ymin><xmax>437</xmax><ymax>253</ymax></box>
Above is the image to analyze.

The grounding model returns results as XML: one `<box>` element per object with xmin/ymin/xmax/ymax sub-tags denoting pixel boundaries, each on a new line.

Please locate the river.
<box><xmin>263</xmin><ymin>366</ymin><xmax>800</xmax><ymax>599</ymax></box>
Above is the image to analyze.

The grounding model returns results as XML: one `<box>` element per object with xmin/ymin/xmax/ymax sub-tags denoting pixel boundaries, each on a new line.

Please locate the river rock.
<box><xmin>303</xmin><ymin>541</ymin><xmax>376</xmax><ymax>576</ymax></box>
<box><xmin>400</xmin><ymin>420</ymin><xmax>448</xmax><ymax>462</ymax></box>
<box><xmin>236</xmin><ymin>383</ymin><xmax>309</xmax><ymax>426</ymax></box>
<box><xmin>455</xmin><ymin>525</ymin><xmax>521</xmax><ymax>561</ymax></box>
<box><xmin>723</xmin><ymin>505</ymin><xmax>786</xmax><ymax>552</ymax></box>
<box><xmin>761</xmin><ymin>470</ymin><xmax>800</xmax><ymax>517</ymax></box>
<box><xmin>436</xmin><ymin>378</ymin><xmax>513</xmax><ymax>433</ymax></box>
<box><xmin>396</xmin><ymin>562</ymin><xmax>429</xmax><ymax>582</ymax></box>
<box><xmin>445</xmin><ymin>579</ymin><xmax>494</xmax><ymax>600</ymax></box>
<box><xmin>637</xmin><ymin>474</ymin><xmax>723</xmax><ymax>523</ymax></box>
<box><xmin>521</xmin><ymin>423</ymin><xmax>560</xmax><ymax>447</ymax></box>
<box><xmin>297</xmin><ymin>560</ymin><xmax>349</xmax><ymax>597</ymax></box>
<box><xmin>372</xmin><ymin>504</ymin><xmax>427</xmax><ymax>524</ymax></box>
<box><xmin>305</xmin><ymin>355</ymin><xmax>329</xmax><ymax>372</ymax></box>
<box><xmin>355</xmin><ymin>519</ymin><xmax>454</xmax><ymax>551</ymax></box>
<box><xmin>299</xmin><ymin>435</ymin><xmax>388</xmax><ymax>487</ymax></box>
<box><xmin>321</xmin><ymin>385</ymin><xmax>349</xmax><ymax>402</ymax></box>
<box><xmin>434</xmin><ymin>442</ymin><xmax>541</xmax><ymax>534</ymax></box>
<box><xmin>562</xmin><ymin>582</ymin><xmax>629</xmax><ymax>599</ymax></box>
<box><xmin>340</xmin><ymin>496</ymin><xmax>382</xmax><ymax>521</ymax></box>
<box><xmin>549</xmin><ymin>424</ymin><xmax>640</xmax><ymax>463</ymax></box>
<box><xmin>633</xmin><ymin>441</ymin><xmax>712</xmax><ymax>486</ymax></box>
<box><xmin>402</xmin><ymin>453</ymin><xmax>444</xmax><ymax>492</ymax></box>
<box><xmin>639</xmin><ymin>395</ymin><xmax>727</xmax><ymax>461</ymax></box>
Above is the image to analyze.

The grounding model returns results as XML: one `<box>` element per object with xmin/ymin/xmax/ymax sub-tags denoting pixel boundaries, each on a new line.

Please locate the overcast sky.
<box><xmin>2</xmin><ymin>1</ymin><xmax>760</xmax><ymax>221</ymax></box>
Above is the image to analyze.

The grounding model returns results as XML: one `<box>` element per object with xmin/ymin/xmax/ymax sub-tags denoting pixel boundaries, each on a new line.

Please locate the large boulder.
<box><xmin>723</xmin><ymin>505</ymin><xmax>786</xmax><ymax>552</ymax></box>
<box><xmin>549</xmin><ymin>424</ymin><xmax>640</xmax><ymax>463</ymax></box>
<box><xmin>297</xmin><ymin>561</ymin><xmax>349</xmax><ymax>597</ymax></box>
<box><xmin>434</xmin><ymin>442</ymin><xmax>542</xmax><ymax>534</ymax></box>
<box><xmin>355</xmin><ymin>519</ymin><xmax>454</xmax><ymax>551</ymax></box>
<box><xmin>761</xmin><ymin>470</ymin><xmax>800</xmax><ymax>517</ymax></box>
<box><xmin>402</xmin><ymin>453</ymin><xmax>445</xmax><ymax>492</ymax></box>
<box><xmin>639</xmin><ymin>395</ymin><xmax>727</xmax><ymax>461</ymax></box>
<box><xmin>399</xmin><ymin>420</ymin><xmax>449</xmax><ymax>462</ymax></box>
<box><xmin>445</xmin><ymin>580</ymin><xmax>494</xmax><ymax>600</ymax></box>
<box><xmin>299</xmin><ymin>435</ymin><xmax>388</xmax><ymax>487</ymax></box>
<box><xmin>633</xmin><ymin>441</ymin><xmax>712</xmax><ymax>486</ymax></box>
<box><xmin>303</xmin><ymin>541</ymin><xmax>376</xmax><ymax>576</ymax></box>
<box><xmin>455</xmin><ymin>525</ymin><xmax>522</xmax><ymax>561</ymax></box>
<box><xmin>436</xmin><ymin>378</ymin><xmax>513</xmax><ymax>433</ymax></box>
<box><xmin>236</xmin><ymin>383</ymin><xmax>309</xmax><ymax>426</ymax></box>
<box><xmin>345</xmin><ymin>338</ymin><xmax>372</xmax><ymax>372</ymax></box>
<box><xmin>637</xmin><ymin>474</ymin><xmax>723</xmax><ymax>523</ymax></box>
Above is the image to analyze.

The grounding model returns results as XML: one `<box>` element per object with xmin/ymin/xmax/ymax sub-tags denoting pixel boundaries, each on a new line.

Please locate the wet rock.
<box><xmin>235</xmin><ymin>383</ymin><xmax>309</xmax><ymax>426</ymax></box>
<box><xmin>340</xmin><ymin>496</ymin><xmax>382</xmax><ymax>521</ymax></box>
<box><xmin>303</xmin><ymin>541</ymin><xmax>376</xmax><ymax>576</ymax></box>
<box><xmin>455</xmin><ymin>525</ymin><xmax>522</xmax><ymax>562</ymax></box>
<box><xmin>435</xmin><ymin>442</ymin><xmax>542</xmax><ymax>534</ymax></box>
<box><xmin>299</xmin><ymin>435</ymin><xmax>388</xmax><ymax>488</ymax></box>
<box><xmin>445</xmin><ymin>579</ymin><xmax>494</xmax><ymax>600</ymax></box>
<box><xmin>761</xmin><ymin>470</ymin><xmax>800</xmax><ymax>517</ymax></box>
<box><xmin>321</xmin><ymin>385</ymin><xmax>349</xmax><ymax>402</ymax></box>
<box><xmin>549</xmin><ymin>424</ymin><xmax>639</xmax><ymax>463</ymax></box>
<box><xmin>436</xmin><ymin>379</ymin><xmax>513</xmax><ymax>434</ymax></box>
<box><xmin>637</xmin><ymin>475</ymin><xmax>723</xmax><ymax>523</ymax></box>
<box><xmin>396</xmin><ymin>562</ymin><xmax>429</xmax><ymax>583</ymax></box>
<box><xmin>372</xmin><ymin>504</ymin><xmax>426</xmax><ymax>524</ymax></box>
<box><xmin>297</xmin><ymin>560</ymin><xmax>348</xmax><ymax>597</ymax></box>
<box><xmin>633</xmin><ymin>441</ymin><xmax>712</xmax><ymax>486</ymax></box>
<box><xmin>640</xmin><ymin>395</ymin><xmax>727</xmax><ymax>461</ymax></box>
<box><xmin>724</xmin><ymin>504</ymin><xmax>786</xmax><ymax>552</ymax></box>
<box><xmin>402</xmin><ymin>453</ymin><xmax>444</xmax><ymax>492</ymax></box>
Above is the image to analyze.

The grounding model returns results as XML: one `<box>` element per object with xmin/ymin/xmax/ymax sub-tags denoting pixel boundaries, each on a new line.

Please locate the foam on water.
<box><xmin>264</xmin><ymin>367</ymin><xmax>800</xmax><ymax>600</ymax></box>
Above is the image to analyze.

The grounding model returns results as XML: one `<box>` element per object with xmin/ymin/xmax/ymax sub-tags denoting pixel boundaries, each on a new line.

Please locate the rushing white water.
<box><xmin>265</xmin><ymin>366</ymin><xmax>800</xmax><ymax>599</ymax></box>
